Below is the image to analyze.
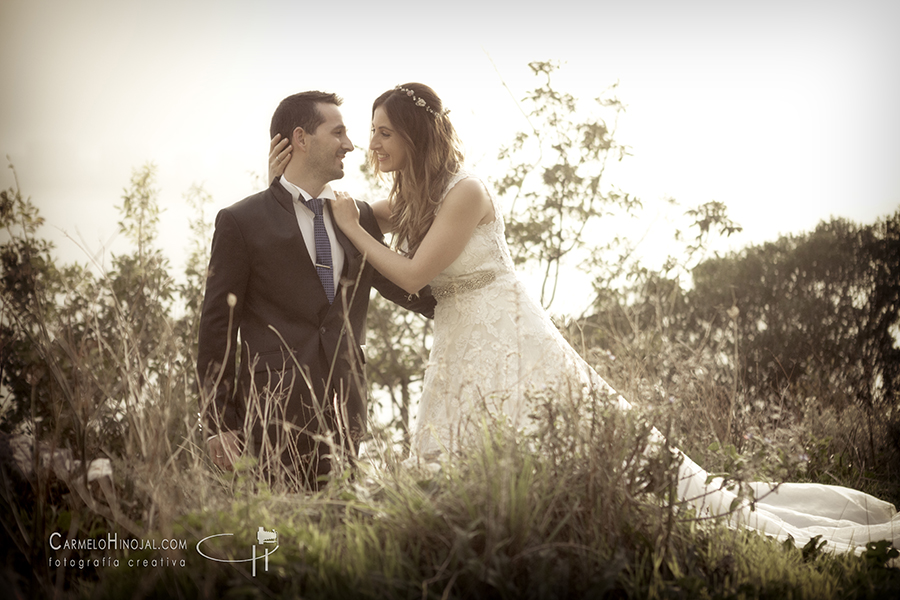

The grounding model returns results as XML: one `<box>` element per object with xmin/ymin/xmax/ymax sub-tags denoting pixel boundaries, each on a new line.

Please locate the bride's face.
<box><xmin>369</xmin><ymin>106</ymin><xmax>408</xmax><ymax>173</ymax></box>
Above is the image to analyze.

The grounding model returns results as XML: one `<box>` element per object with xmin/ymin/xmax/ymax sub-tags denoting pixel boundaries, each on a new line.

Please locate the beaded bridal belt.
<box><xmin>432</xmin><ymin>270</ymin><xmax>497</xmax><ymax>300</ymax></box>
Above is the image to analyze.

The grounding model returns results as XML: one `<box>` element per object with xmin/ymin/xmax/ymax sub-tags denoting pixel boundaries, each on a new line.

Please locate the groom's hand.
<box><xmin>208</xmin><ymin>431</ymin><xmax>242</xmax><ymax>471</ymax></box>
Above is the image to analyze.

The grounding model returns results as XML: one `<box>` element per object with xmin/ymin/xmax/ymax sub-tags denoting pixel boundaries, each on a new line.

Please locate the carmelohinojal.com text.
<box><xmin>48</xmin><ymin>532</ymin><xmax>188</xmax><ymax>569</ymax></box>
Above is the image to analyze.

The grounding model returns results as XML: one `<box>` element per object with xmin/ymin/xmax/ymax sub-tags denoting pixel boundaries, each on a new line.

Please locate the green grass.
<box><xmin>23</xmin><ymin>403</ymin><xmax>893</xmax><ymax>600</ymax></box>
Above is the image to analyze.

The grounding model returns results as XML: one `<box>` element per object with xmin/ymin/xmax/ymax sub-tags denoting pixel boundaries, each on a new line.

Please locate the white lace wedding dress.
<box><xmin>409</xmin><ymin>171</ymin><xmax>900</xmax><ymax>557</ymax></box>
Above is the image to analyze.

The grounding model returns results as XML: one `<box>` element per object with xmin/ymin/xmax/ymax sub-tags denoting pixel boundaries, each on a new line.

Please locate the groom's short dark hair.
<box><xmin>270</xmin><ymin>91</ymin><xmax>343</xmax><ymax>142</ymax></box>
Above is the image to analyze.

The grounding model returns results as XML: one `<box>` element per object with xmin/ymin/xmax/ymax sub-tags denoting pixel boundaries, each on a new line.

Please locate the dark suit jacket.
<box><xmin>196</xmin><ymin>179</ymin><xmax>434</xmax><ymax>458</ymax></box>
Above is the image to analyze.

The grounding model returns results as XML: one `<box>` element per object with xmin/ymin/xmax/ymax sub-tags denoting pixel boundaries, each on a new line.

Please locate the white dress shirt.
<box><xmin>278</xmin><ymin>176</ymin><xmax>345</xmax><ymax>298</ymax></box>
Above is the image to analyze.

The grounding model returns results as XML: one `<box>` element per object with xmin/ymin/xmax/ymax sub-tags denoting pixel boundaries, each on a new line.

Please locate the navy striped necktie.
<box><xmin>303</xmin><ymin>197</ymin><xmax>335</xmax><ymax>303</ymax></box>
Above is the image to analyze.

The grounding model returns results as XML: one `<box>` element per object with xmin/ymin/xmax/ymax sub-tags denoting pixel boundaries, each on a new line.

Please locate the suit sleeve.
<box><xmin>372</xmin><ymin>271</ymin><xmax>437</xmax><ymax>319</ymax></box>
<box><xmin>196</xmin><ymin>209</ymin><xmax>250</xmax><ymax>435</ymax></box>
<box><xmin>356</xmin><ymin>201</ymin><xmax>437</xmax><ymax>319</ymax></box>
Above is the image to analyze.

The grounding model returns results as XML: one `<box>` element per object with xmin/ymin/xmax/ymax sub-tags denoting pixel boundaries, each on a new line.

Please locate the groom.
<box><xmin>197</xmin><ymin>91</ymin><xmax>435</xmax><ymax>488</ymax></box>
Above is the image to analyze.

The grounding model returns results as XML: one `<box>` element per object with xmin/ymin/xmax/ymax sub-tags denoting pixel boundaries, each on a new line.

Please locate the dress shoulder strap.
<box><xmin>441</xmin><ymin>170</ymin><xmax>471</xmax><ymax>201</ymax></box>
<box><xmin>433</xmin><ymin>170</ymin><xmax>470</xmax><ymax>215</ymax></box>
<box><xmin>436</xmin><ymin>170</ymin><xmax>502</xmax><ymax>223</ymax></box>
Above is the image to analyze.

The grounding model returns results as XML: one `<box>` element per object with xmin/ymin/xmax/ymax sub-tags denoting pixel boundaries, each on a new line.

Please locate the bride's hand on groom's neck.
<box><xmin>268</xmin><ymin>134</ymin><xmax>291</xmax><ymax>183</ymax></box>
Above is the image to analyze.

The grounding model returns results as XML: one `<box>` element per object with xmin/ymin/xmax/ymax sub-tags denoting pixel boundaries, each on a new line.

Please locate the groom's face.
<box><xmin>305</xmin><ymin>103</ymin><xmax>354</xmax><ymax>182</ymax></box>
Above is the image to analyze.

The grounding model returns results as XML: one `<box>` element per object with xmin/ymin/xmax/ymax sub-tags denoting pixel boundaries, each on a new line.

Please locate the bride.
<box><xmin>271</xmin><ymin>82</ymin><xmax>900</xmax><ymax>556</ymax></box>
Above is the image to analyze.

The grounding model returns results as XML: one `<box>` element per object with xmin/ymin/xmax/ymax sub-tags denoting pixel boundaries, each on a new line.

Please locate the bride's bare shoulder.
<box><xmin>443</xmin><ymin>176</ymin><xmax>494</xmax><ymax>224</ymax></box>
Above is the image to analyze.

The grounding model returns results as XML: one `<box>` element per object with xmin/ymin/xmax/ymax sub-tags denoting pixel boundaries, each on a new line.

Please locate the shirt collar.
<box><xmin>279</xmin><ymin>176</ymin><xmax>335</xmax><ymax>203</ymax></box>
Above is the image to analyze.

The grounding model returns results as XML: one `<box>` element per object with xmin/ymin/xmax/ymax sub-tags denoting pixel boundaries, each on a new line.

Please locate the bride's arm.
<box><xmin>332</xmin><ymin>179</ymin><xmax>492</xmax><ymax>296</ymax></box>
<box><xmin>371</xmin><ymin>199</ymin><xmax>392</xmax><ymax>235</ymax></box>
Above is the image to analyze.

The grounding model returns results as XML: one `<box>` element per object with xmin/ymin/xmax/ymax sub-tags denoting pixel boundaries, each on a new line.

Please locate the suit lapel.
<box><xmin>271</xmin><ymin>178</ymin><xmax>297</xmax><ymax>216</ymax></box>
<box><xmin>324</xmin><ymin>200</ymin><xmax>368</xmax><ymax>317</ymax></box>
<box><xmin>270</xmin><ymin>180</ymin><xmax>330</xmax><ymax>305</ymax></box>
<box><xmin>326</xmin><ymin>200</ymin><xmax>363</xmax><ymax>281</ymax></box>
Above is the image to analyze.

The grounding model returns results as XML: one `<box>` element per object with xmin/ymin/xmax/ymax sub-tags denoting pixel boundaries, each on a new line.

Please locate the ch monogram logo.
<box><xmin>196</xmin><ymin>527</ymin><xmax>279</xmax><ymax>576</ymax></box>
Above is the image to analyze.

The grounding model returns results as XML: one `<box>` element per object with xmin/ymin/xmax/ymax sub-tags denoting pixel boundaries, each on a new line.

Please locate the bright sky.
<box><xmin>2</xmin><ymin>0</ymin><xmax>898</xmax><ymax>314</ymax></box>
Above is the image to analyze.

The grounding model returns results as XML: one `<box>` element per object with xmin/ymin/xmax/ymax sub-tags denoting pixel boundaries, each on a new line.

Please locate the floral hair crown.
<box><xmin>395</xmin><ymin>85</ymin><xmax>450</xmax><ymax>117</ymax></box>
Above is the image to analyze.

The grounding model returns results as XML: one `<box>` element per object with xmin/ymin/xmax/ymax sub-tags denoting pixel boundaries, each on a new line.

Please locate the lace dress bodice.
<box><xmin>428</xmin><ymin>171</ymin><xmax>516</xmax><ymax>289</ymax></box>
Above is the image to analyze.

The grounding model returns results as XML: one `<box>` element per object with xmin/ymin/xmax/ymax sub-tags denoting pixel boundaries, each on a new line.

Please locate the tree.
<box><xmin>0</xmin><ymin>163</ymin><xmax>192</xmax><ymax>457</ymax></box>
<box><xmin>0</xmin><ymin>164</ymin><xmax>67</xmax><ymax>437</ymax></box>
<box><xmin>683</xmin><ymin>213</ymin><xmax>900</xmax><ymax>477</ymax></box>
<box><xmin>364</xmin><ymin>294</ymin><xmax>432</xmax><ymax>447</ymax></box>
<box><xmin>494</xmin><ymin>60</ymin><xmax>639</xmax><ymax>308</ymax></box>
<box><xmin>689</xmin><ymin>216</ymin><xmax>899</xmax><ymax>408</ymax></box>
<box><xmin>172</xmin><ymin>183</ymin><xmax>214</xmax><ymax>374</ymax></box>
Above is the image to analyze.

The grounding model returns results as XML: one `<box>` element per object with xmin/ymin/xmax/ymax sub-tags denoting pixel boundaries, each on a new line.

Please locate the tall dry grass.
<box><xmin>4</xmin><ymin>267</ymin><xmax>897</xmax><ymax>598</ymax></box>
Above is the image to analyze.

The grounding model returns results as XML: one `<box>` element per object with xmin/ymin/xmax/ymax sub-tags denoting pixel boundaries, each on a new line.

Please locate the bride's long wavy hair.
<box><xmin>369</xmin><ymin>83</ymin><xmax>464</xmax><ymax>257</ymax></box>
